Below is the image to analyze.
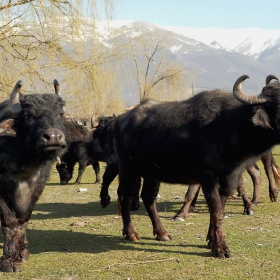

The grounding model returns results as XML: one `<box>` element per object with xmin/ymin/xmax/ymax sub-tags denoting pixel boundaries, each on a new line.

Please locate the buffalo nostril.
<box><xmin>58</xmin><ymin>133</ymin><xmax>64</xmax><ymax>141</ymax></box>
<box><xmin>42</xmin><ymin>133</ymin><xmax>51</xmax><ymax>141</ymax></box>
<box><xmin>41</xmin><ymin>129</ymin><xmax>66</xmax><ymax>147</ymax></box>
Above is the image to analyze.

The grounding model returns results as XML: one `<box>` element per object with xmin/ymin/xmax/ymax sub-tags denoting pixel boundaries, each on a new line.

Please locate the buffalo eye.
<box><xmin>22</xmin><ymin>112</ymin><xmax>35</xmax><ymax>125</ymax></box>
<box><xmin>23</xmin><ymin>112</ymin><xmax>32</xmax><ymax>119</ymax></box>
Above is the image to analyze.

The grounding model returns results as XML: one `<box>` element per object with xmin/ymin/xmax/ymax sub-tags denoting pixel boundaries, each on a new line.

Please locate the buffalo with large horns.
<box><xmin>114</xmin><ymin>74</ymin><xmax>280</xmax><ymax>258</ymax></box>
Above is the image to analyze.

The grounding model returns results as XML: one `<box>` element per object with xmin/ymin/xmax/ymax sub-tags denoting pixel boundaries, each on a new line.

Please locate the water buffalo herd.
<box><xmin>1</xmin><ymin>74</ymin><xmax>280</xmax><ymax>272</ymax></box>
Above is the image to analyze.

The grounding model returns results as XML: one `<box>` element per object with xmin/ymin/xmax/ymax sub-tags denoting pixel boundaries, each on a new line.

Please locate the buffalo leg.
<box><xmin>92</xmin><ymin>161</ymin><xmax>101</xmax><ymax>184</ymax></box>
<box><xmin>130</xmin><ymin>179</ymin><xmax>141</xmax><ymax>211</ymax></box>
<box><xmin>66</xmin><ymin>162</ymin><xmax>75</xmax><ymax>184</ymax></box>
<box><xmin>189</xmin><ymin>186</ymin><xmax>200</xmax><ymax>213</ymax></box>
<box><xmin>1</xmin><ymin>225</ymin><xmax>24</xmax><ymax>272</ymax></box>
<box><xmin>206</xmin><ymin>194</ymin><xmax>231</xmax><ymax>257</ymax></box>
<box><xmin>202</xmin><ymin>174</ymin><xmax>232</xmax><ymax>258</ymax></box>
<box><xmin>118</xmin><ymin>163</ymin><xmax>141</xmax><ymax>241</ymax></box>
<box><xmin>100</xmin><ymin>162</ymin><xmax>118</xmax><ymax>208</ymax></box>
<box><xmin>0</xmin><ymin>198</ymin><xmax>29</xmax><ymax>272</ymax></box>
<box><xmin>261</xmin><ymin>152</ymin><xmax>278</xmax><ymax>202</ymax></box>
<box><xmin>19</xmin><ymin>222</ymin><xmax>30</xmax><ymax>262</ymax></box>
<box><xmin>116</xmin><ymin>181</ymin><xmax>141</xmax><ymax>216</ymax></box>
<box><xmin>173</xmin><ymin>184</ymin><xmax>201</xmax><ymax>221</ymax></box>
<box><xmin>1</xmin><ymin>221</ymin><xmax>29</xmax><ymax>273</ymax></box>
<box><xmin>117</xmin><ymin>171</ymin><xmax>141</xmax><ymax>213</ymax></box>
<box><xmin>236</xmin><ymin>176</ymin><xmax>254</xmax><ymax>215</ymax></box>
<box><xmin>74</xmin><ymin>161</ymin><xmax>88</xmax><ymax>184</ymax></box>
<box><xmin>246</xmin><ymin>164</ymin><xmax>261</xmax><ymax>206</ymax></box>
<box><xmin>141</xmin><ymin>179</ymin><xmax>171</xmax><ymax>241</ymax></box>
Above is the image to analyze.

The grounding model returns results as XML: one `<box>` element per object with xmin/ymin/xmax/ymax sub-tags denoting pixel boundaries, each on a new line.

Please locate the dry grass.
<box><xmin>2</xmin><ymin>147</ymin><xmax>280</xmax><ymax>279</ymax></box>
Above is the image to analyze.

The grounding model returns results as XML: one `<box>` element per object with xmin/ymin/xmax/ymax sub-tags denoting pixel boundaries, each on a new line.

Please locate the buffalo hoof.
<box><xmin>0</xmin><ymin>259</ymin><xmax>13</xmax><ymax>272</ymax></box>
<box><xmin>13</xmin><ymin>262</ymin><xmax>22</xmax><ymax>273</ymax></box>
<box><xmin>269</xmin><ymin>190</ymin><xmax>278</xmax><ymax>202</ymax></box>
<box><xmin>0</xmin><ymin>258</ymin><xmax>21</xmax><ymax>273</ymax></box>
<box><xmin>173</xmin><ymin>215</ymin><xmax>185</xmax><ymax>221</ymax></box>
<box><xmin>130</xmin><ymin>202</ymin><xmax>140</xmax><ymax>211</ymax></box>
<box><xmin>21</xmin><ymin>248</ymin><xmax>30</xmax><ymax>262</ymax></box>
<box><xmin>125</xmin><ymin>232</ymin><xmax>141</xmax><ymax>241</ymax></box>
<box><xmin>156</xmin><ymin>233</ymin><xmax>172</xmax><ymax>241</ymax></box>
<box><xmin>188</xmin><ymin>206</ymin><xmax>196</xmax><ymax>213</ymax></box>
<box><xmin>100</xmin><ymin>196</ymin><xmax>111</xmax><ymax>208</ymax></box>
<box><xmin>212</xmin><ymin>249</ymin><xmax>232</xmax><ymax>258</ymax></box>
<box><xmin>251</xmin><ymin>201</ymin><xmax>258</xmax><ymax>207</ymax></box>
<box><xmin>251</xmin><ymin>198</ymin><xmax>259</xmax><ymax>206</ymax></box>
<box><xmin>244</xmin><ymin>208</ymin><xmax>254</xmax><ymax>215</ymax></box>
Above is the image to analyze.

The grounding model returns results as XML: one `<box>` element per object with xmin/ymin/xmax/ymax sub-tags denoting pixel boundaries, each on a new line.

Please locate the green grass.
<box><xmin>2</xmin><ymin>147</ymin><xmax>280</xmax><ymax>279</ymax></box>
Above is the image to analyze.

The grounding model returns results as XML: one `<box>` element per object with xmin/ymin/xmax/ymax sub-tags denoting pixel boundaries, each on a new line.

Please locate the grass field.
<box><xmin>2</xmin><ymin>147</ymin><xmax>280</xmax><ymax>279</ymax></box>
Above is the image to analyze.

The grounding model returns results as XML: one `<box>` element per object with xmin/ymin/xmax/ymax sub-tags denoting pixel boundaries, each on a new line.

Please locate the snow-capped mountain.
<box><xmin>84</xmin><ymin>19</ymin><xmax>280</xmax><ymax>62</ymax></box>
<box><xmin>96</xmin><ymin>20</ymin><xmax>280</xmax><ymax>70</ymax></box>
<box><xmin>74</xmin><ymin>19</ymin><xmax>280</xmax><ymax>62</ymax></box>
<box><xmin>102</xmin><ymin>21</ymin><xmax>280</xmax><ymax>96</ymax></box>
<box><xmin>61</xmin><ymin>19</ymin><xmax>280</xmax><ymax>104</ymax></box>
<box><xmin>158</xmin><ymin>25</ymin><xmax>280</xmax><ymax>59</ymax></box>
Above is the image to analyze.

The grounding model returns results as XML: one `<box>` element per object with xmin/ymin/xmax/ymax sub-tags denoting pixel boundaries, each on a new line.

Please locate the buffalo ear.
<box><xmin>0</xmin><ymin>119</ymin><xmax>16</xmax><ymax>136</ymax></box>
<box><xmin>252</xmin><ymin>109</ymin><xmax>272</xmax><ymax>129</ymax></box>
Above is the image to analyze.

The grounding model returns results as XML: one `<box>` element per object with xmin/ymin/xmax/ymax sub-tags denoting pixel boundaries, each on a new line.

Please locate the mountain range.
<box><xmin>88</xmin><ymin>20</ymin><xmax>280</xmax><ymax>102</ymax></box>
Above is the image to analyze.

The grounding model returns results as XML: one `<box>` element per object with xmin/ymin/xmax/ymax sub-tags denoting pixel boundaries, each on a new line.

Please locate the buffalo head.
<box><xmin>1</xmin><ymin>80</ymin><xmax>67</xmax><ymax>158</ymax></box>
<box><xmin>233</xmin><ymin>75</ymin><xmax>280</xmax><ymax>130</ymax></box>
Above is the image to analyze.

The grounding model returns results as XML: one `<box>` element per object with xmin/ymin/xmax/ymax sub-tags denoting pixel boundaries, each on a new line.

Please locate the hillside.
<box><xmin>95</xmin><ymin>21</ymin><xmax>280</xmax><ymax>104</ymax></box>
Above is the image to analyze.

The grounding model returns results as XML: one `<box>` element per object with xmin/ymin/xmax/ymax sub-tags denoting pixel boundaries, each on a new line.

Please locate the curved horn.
<box><xmin>266</xmin><ymin>75</ymin><xmax>279</xmax><ymax>85</ymax></box>
<box><xmin>54</xmin><ymin>79</ymin><xmax>67</xmax><ymax>113</ymax></box>
<box><xmin>91</xmin><ymin>115</ymin><xmax>99</xmax><ymax>128</ymax></box>
<box><xmin>53</xmin><ymin>79</ymin><xmax>61</xmax><ymax>97</ymax></box>
<box><xmin>233</xmin><ymin>75</ymin><xmax>267</xmax><ymax>105</ymax></box>
<box><xmin>9</xmin><ymin>80</ymin><xmax>22</xmax><ymax>114</ymax></box>
<box><xmin>57</xmin><ymin>156</ymin><xmax>61</xmax><ymax>165</ymax></box>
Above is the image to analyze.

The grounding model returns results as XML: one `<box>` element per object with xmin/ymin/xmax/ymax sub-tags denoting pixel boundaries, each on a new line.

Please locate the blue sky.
<box><xmin>115</xmin><ymin>0</ymin><xmax>280</xmax><ymax>29</ymax></box>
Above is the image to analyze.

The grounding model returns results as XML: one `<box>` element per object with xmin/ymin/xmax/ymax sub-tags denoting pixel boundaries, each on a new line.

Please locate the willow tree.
<box><xmin>63</xmin><ymin>57</ymin><xmax>125</xmax><ymax>121</ymax></box>
<box><xmin>0</xmin><ymin>0</ymin><xmax>125</xmax><ymax>119</ymax></box>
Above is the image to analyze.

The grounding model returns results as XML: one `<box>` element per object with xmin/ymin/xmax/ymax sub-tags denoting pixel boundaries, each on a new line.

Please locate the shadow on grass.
<box><xmin>33</xmin><ymin>201</ymin><xmax>121</xmax><ymax>219</ymax></box>
<box><xmin>47</xmin><ymin>181</ymin><xmax>101</xmax><ymax>186</ymax></box>
<box><xmin>32</xmin><ymin>200</ymin><xmax>212</xmax><ymax>220</ymax></box>
<box><xmin>32</xmin><ymin>197</ymin><xmax>249</xmax><ymax>221</ymax></box>
<box><xmin>0</xmin><ymin>229</ymin><xmax>210</xmax><ymax>258</ymax></box>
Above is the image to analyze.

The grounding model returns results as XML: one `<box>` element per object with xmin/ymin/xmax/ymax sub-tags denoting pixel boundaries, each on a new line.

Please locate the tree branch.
<box><xmin>0</xmin><ymin>0</ymin><xmax>35</xmax><ymax>11</ymax></box>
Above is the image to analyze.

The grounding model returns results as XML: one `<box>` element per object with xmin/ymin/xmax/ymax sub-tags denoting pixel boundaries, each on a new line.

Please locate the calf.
<box><xmin>0</xmin><ymin>80</ymin><xmax>66</xmax><ymax>272</ymax></box>
<box><xmin>56</xmin><ymin>123</ymin><xmax>103</xmax><ymax>185</ymax></box>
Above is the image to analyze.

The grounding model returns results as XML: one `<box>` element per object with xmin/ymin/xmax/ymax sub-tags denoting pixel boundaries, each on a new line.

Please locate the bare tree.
<box><xmin>122</xmin><ymin>30</ymin><xmax>191</xmax><ymax>102</ymax></box>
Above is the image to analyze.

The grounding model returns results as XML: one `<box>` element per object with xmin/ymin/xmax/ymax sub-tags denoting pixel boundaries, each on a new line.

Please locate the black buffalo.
<box><xmin>114</xmin><ymin>75</ymin><xmax>280</xmax><ymax>258</ymax></box>
<box><xmin>56</xmin><ymin>122</ymin><xmax>103</xmax><ymax>185</ymax></box>
<box><xmin>56</xmin><ymin>116</ymin><xmax>141</xmax><ymax>210</ymax></box>
<box><xmin>0</xmin><ymin>80</ymin><xmax>66</xmax><ymax>272</ymax></box>
<box><xmin>93</xmin><ymin>116</ymin><xmax>141</xmax><ymax>211</ymax></box>
<box><xmin>92</xmin><ymin>116</ymin><xmax>119</xmax><ymax>206</ymax></box>
<box><xmin>174</xmin><ymin>150</ymin><xmax>280</xmax><ymax>221</ymax></box>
